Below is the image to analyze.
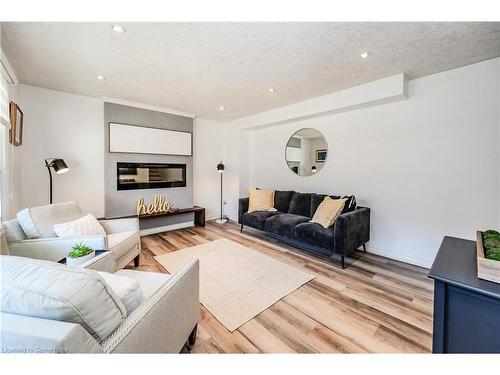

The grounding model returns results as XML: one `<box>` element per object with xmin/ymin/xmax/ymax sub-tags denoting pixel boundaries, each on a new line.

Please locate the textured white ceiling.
<box><xmin>2</xmin><ymin>22</ymin><xmax>500</xmax><ymax>121</ymax></box>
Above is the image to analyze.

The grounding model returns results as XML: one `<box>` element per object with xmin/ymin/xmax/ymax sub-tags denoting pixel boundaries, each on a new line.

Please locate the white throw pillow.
<box><xmin>17</xmin><ymin>201</ymin><xmax>83</xmax><ymax>239</ymax></box>
<box><xmin>0</xmin><ymin>255</ymin><xmax>127</xmax><ymax>342</ymax></box>
<box><xmin>54</xmin><ymin>214</ymin><xmax>106</xmax><ymax>238</ymax></box>
<box><xmin>98</xmin><ymin>272</ymin><xmax>145</xmax><ymax>314</ymax></box>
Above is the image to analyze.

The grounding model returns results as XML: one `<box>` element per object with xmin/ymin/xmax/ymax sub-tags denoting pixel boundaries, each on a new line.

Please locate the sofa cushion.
<box><xmin>294</xmin><ymin>222</ymin><xmax>335</xmax><ymax>251</ymax></box>
<box><xmin>242</xmin><ymin>211</ymin><xmax>282</xmax><ymax>230</ymax></box>
<box><xmin>274</xmin><ymin>190</ymin><xmax>294</xmax><ymax>213</ymax></box>
<box><xmin>107</xmin><ymin>230</ymin><xmax>140</xmax><ymax>260</ymax></box>
<box><xmin>0</xmin><ymin>255</ymin><xmax>127</xmax><ymax>342</ymax></box>
<box><xmin>310</xmin><ymin>194</ymin><xmax>357</xmax><ymax>217</ymax></box>
<box><xmin>54</xmin><ymin>213</ymin><xmax>106</xmax><ymax>238</ymax></box>
<box><xmin>288</xmin><ymin>192</ymin><xmax>312</xmax><ymax>217</ymax></box>
<box><xmin>264</xmin><ymin>213</ymin><xmax>310</xmax><ymax>238</ymax></box>
<box><xmin>98</xmin><ymin>271</ymin><xmax>144</xmax><ymax>314</ymax></box>
<box><xmin>0</xmin><ymin>225</ymin><xmax>10</xmax><ymax>255</ymax></box>
<box><xmin>2</xmin><ymin>219</ymin><xmax>26</xmax><ymax>243</ymax></box>
<box><xmin>17</xmin><ymin>201</ymin><xmax>83</xmax><ymax>239</ymax></box>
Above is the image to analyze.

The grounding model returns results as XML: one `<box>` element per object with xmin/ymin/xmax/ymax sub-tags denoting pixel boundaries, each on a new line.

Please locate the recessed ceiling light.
<box><xmin>219</xmin><ymin>106</ymin><xmax>225</xmax><ymax>111</ymax></box>
<box><xmin>96</xmin><ymin>75</ymin><xmax>106</xmax><ymax>80</ymax></box>
<box><xmin>111</xmin><ymin>25</ymin><xmax>126</xmax><ymax>33</ymax></box>
<box><xmin>360</xmin><ymin>51</ymin><xmax>370</xmax><ymax>59</ymax></box>
<box><xmin>268</xmin><ymin>88</ymin><xmax>276</xmax><ymax>93</ymax></box>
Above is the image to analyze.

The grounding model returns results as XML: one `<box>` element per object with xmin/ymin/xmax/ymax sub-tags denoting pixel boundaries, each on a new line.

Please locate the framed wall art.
<box><xmin>315</xmin><ymin>149</ymin><xmax>327</xmax><ymax>163</ymax></box>
<box><xmin>9</xmin><ymin>102</ymin><xmax>23</xmax><ymax>146</ymax></box>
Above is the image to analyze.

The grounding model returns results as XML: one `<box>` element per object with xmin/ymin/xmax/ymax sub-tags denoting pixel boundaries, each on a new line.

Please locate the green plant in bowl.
<box><xmin>486</xmin><ymin>248</ymin><xmax>500</xmax><ymax>261</ymax></box>
<box><xmin>482</xmin><ymin>230</ymin><xmax>500</xmax><ymax>261</ymax></box>
<box><xmin>485</xmin><ymin>238</ymin><xmax>500</xmax><ymax>249</ymax></box>
<box><xmin>68</xmin><ymin>243</ymin><xmax>94</xmax><ymax>258</ymax></box>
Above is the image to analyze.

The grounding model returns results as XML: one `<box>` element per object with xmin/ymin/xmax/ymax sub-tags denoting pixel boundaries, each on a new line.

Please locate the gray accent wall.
<box><xmin>104</xmin><ymin>103</ymin><xmax>194</xmax><ymax>228</ymax></box>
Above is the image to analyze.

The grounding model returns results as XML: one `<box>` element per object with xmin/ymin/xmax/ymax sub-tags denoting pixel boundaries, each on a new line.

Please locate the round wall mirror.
<box><xmin>285</xmin><ymin>128</ymin><xmax>328</xmax><ymax>176</ymax></box>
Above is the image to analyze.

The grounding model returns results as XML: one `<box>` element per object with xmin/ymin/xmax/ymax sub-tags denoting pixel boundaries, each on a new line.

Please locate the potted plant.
<box><xmin>66</xmin><ymin>243</ymin><xmax>95</xmax><ymax>266</ymax></box>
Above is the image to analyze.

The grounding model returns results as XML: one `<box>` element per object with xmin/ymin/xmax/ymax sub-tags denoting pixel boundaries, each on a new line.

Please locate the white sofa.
<box><xmin>0</xmin><ymin>255</ymin><xmax>200</xmax><ymax>353</ymax></box>
<box><xmin>2</xmin><ymin>201</ymin><xmax>141</xmax><ymax>271</ymax></box>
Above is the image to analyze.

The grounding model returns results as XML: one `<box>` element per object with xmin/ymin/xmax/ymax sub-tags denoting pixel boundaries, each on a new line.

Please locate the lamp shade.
<box><xmin>52</xmin><ymin>159</ymin><xmax>69</xmax><ymax>174</ymax></box>
<box><xmin>217</xmin><ymin>162</ymin><xmax>225</xmax><ymax>173</ymax></box>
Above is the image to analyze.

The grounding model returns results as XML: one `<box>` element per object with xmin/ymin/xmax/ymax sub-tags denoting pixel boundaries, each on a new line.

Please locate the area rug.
<box><xmin>154</xmin><ymin>238</ymin><xmax>314</xmax><ymax>332</ymax></box>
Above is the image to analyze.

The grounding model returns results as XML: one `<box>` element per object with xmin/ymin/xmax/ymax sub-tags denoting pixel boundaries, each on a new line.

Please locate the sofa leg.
<box><xmin>341</xmin><ymin>255</ymin><xmax>345</xmax><ymax>269</ymax></box>
<box><xmin>240</xmin><ymin>224</ymin><xmax>244</xmax><ymax>232</ymax></box>
<box><xmin>363</xmin><ymin>244</ymin><xmax>366</xmax><ymax>252</ymax></box>
<box><xmin>134</xmin><ymin>254</ymin><xmax>140</xmax><ymax>267</ymax></box>
<box><xmin>188</xmin><ymin>324</ymin><xmax>197</xmax><ymax>347</ymax></box>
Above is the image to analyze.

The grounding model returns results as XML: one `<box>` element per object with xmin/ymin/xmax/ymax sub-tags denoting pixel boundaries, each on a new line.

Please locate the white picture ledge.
<box><xmin>109</xmin><ymin>122</ymin><xmax>192</xmax><ymax>156</ymax></box>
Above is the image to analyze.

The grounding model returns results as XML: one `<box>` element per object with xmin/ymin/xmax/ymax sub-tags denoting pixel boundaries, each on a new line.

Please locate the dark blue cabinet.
<box><xmin>429</xmin><ymin>236</ymin><xmax>500</xmax><ymax>353</ymax></box>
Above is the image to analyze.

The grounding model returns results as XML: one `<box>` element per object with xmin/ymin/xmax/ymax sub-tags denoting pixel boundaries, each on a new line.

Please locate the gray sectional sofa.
<box><xmin>238</xmin><ymin>191</ymin><xmax>370</xmax><ymax>268</ymax></box>
<box><xmin>1</xmin><ymin>255</ymin><xmax>200</xmax><ymax>353</ymax></box>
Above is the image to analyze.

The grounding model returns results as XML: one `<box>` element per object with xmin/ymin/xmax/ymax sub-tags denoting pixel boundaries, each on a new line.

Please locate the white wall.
<box><xmin>193</xmin><ymin>118</ymin><xmax>226</xmax><ymax>219</ymax></box>
<box><xmin>218</xmin><ymin>58</ymin><xmax>500</xmax><ymax>267</ymax></box>
<box><xmin>223</xmin><ymin>72</ymin><xmax>409</xmax><ymax>223</ymax></box>
<box><xmin>17</xmin><ymin>85</ymin><xmax>105</xmax><ymax>217</ymax></box>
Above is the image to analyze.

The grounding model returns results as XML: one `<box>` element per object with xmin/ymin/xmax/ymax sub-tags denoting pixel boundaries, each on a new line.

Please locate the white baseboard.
<box><xmin>363</xmin><ymin>245</ymin><xmax>433</xmax><ymax>269</ymax></box>
<box><xmin>139</xmin><ymin>221</ymin><xmax>194</xmax><ymax>236</ymax></box>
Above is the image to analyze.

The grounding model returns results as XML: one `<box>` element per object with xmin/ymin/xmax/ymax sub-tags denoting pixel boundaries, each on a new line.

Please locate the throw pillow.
<box><xmin>247</xmin><ymin>188</ymin><xmax>277</xmax><ymax>213</ymax></box>
<box><xmin>341</xmin><ymin>195</ymin><xmax>357</xmax><ymax>214</ymax></box>
<box><xmin>53</xmin><ymin>213</ymin><xmax>106</xmax><ymax>238</ymax></box>
<box><xmin>310</xmin><ymin>194</ymin><xmax>357</xmax><ymax>216</ymax></box>
<box><xmin>98</xmin><ymin>271</ymin><xmax>144</xmax><ymax>314</ymax></box>
<box><xmin>17</xmin><ymin>201</ymin><xmax>83</xmax><ymax>239</ymax></box>
<box><xmin>310</xmin><ymin>196</ymin><xmax>347</xmax><ymax>229</ymax></box>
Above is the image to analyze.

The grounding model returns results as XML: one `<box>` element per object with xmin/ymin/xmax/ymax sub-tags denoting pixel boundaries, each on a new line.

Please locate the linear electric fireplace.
<box><xmin>117</xmin><ymin>162</ymin><xmax>187</xmax><ymax>190</ymax></box>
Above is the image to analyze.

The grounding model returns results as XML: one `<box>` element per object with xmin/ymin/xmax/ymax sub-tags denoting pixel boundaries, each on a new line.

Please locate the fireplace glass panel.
<box><xmin>117</xmin><ymin>162</ymin><xmax>187</xmax><ymax>190</ymax></box>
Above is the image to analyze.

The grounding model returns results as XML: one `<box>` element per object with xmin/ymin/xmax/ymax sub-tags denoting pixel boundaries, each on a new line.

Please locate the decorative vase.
<box><xmin>66</xmin><ymin>250</ymin><xmax>95</xmax><ymax>266</ymax></box>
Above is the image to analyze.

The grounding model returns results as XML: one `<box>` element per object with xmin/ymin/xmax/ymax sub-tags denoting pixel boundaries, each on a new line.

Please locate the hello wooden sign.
<box><xmin>136</xmin><ymin>195</ymin><xmax>177</xmax><ymax>216</ymax></box>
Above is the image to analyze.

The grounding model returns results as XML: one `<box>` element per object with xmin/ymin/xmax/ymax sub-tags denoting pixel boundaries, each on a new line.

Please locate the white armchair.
<box><xmin>2</xmin><ymin>202</ymin><xmax>141</xmax><ymax>271</ymax></box>
<box><xmin>100</xmin><ymin>218</ymin><xmax>141</xmax><ymax>270</ymax></box>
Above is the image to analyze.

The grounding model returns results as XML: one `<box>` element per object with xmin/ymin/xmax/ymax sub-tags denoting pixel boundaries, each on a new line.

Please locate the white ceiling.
<box><xmin>294</xmin><ymin>128</ymin><xmax>325</xmax><ymax>139</ymax></box>
<box><xmin>2</xmin><ymin>22</ymin><xmax>500</xmax><ymax>121</ymax></box>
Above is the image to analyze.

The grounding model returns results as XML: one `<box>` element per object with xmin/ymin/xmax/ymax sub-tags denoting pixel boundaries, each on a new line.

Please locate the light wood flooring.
<box><xmin>132</xmin><ymin>220</ymin><xmax>434</xmax><ymax>353</ymax></box>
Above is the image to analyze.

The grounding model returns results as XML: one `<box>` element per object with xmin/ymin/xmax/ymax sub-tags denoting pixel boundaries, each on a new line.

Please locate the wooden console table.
<box><xmin>107</xmin><ymin>206</ymin><xmax>206</xmax><ymax>227</ymax></box>
<box><xmin>429</xmin><ymin>236</ymin><xmax>500</xmax><ymax>353</ymax></box>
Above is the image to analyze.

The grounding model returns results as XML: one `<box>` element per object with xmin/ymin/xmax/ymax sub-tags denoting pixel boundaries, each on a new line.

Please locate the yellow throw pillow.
<box><xmin>310</xmin><ymin>196</ymin><xmax>347</xmax><ymax>229</ymax></box>
<box><xmin>247</xmin><ymin>188</ymin><xmax>277</xmax><ymax>213</ymax></box>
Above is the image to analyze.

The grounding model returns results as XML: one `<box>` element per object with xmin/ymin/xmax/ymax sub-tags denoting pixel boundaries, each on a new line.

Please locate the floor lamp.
<box><xmin>216</xmin><ymin>161</ymin><xmax>228</xmax><ymax>224</ymax></box>
<box><xmin>45</xmin><ymin>158</ymin><xmax>69</xmax><ymax>204</ymax></box>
